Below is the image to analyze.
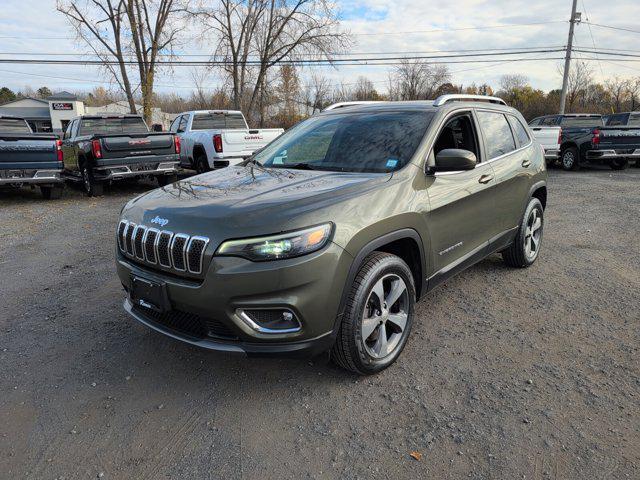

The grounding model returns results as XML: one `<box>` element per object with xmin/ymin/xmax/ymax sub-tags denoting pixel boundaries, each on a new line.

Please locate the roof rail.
<box><xmin>433</xmin><ymin>94</ymin><xmax>507</xmax><ymax>107</ymax></box>
<box><xmin>323</xmin><ymin>101</ymin><xmax>386</xmax><ymax>111</ymax></box>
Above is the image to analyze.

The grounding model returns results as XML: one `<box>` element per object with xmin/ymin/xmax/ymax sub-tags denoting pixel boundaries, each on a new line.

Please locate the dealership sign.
<box><xmin>52</xmin><ymin>102</ymin><xmax>74</xmax><ymax>111</ymax></box>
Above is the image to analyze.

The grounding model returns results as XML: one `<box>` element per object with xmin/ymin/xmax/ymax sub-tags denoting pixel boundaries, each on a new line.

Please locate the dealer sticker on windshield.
<box><xmin>386</xmin><ymin>159</ymin><xmax>398</xmax><ymax>168</ymax></box>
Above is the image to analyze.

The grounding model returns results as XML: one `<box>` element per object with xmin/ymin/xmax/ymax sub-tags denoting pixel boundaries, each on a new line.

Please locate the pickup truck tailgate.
<box><xmin>598</xmin><ymin>127</ymin><xmax>640</xmax><ymax>150</ymax></box>
<box><xmin>0</xmin><ymin>134</ymin><xmax>60</xmax><ymax>169</ymax></box>
<box><xmin>222</xmin><ymin>129</ymin><xmax>283</xmax><ymax>157</ymax></box>
<box><xmin>100</xmin><ymin>134</ymin><xmax>175</xmax><ymax>159</ymax></box>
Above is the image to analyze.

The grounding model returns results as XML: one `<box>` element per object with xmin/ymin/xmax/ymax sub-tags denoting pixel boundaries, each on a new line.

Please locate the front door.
<box><xmin>424</xmin><ymin>111</ymin><xmax>498</xmax><ymax>287</ymax></box>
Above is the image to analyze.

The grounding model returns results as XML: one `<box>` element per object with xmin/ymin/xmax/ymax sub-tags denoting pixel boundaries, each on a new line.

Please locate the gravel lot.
<box><xmin>1</xmin><ymin>167</ymin><xmax>639</xmax><ymax>479</ymax></box>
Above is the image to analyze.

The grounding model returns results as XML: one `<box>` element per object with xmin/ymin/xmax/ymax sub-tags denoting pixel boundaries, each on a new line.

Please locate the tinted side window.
<box><xmin>541</xmin><ymin>116</ymin><xmax>558</xmax><ymax>126</ymax></box>
<box><xmin>177</xmin><ymin>116</ymin><xmax>188</xmax><ymax>133</ymax></box>
<box><xmin>477</xmin><ymin>111</ymin><xmax>516</xmax><ymax>159</ymax></box>
<box><xmin>607</xmin><ymin>114</ymin><xmax>627</xmax><ymax>126</ymax></box>
<box><xmin>529</xmin><ymin>118</ymin><xmax>541</xmax><ymax>126</ymax></box>
<box><xmin>508</xmin><ymin>116</ymin><xmax>531</xmax><ymax>147</ymax></box>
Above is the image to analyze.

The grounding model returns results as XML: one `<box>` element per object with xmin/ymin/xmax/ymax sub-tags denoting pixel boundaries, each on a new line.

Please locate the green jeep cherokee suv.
<box><xmin>115</xmin><ymin>95</ymin><xmax>547</xmax><ymax>374</ymax></box>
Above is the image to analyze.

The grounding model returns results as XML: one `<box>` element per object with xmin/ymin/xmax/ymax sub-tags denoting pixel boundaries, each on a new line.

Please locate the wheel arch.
<box><xmin>337</xmin><ymin>229</ymin><xmax>427</xmax><ymax>323</ymax></box>
<box><xmin>530</xmin><ymin>181</ymin><xmax>547</xmax><ymax>210</ymax></box>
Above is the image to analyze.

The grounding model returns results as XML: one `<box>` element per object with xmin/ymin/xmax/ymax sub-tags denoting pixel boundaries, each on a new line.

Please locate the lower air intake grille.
<box><xmin>132</xmin><ymin>304</ymin><xmax>237</xmax><ymax>340</ymax></box>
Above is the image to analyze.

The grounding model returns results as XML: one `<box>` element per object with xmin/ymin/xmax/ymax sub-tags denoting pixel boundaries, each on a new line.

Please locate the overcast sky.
<box><xmin>0</xmin><ymin>0</ymin><xmax>639</xmax><ymax>97</ymax></box>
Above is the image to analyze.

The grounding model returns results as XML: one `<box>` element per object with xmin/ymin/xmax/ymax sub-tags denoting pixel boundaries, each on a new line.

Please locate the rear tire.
<box><xmin>610</xmin><ymin>159</ymin><xmax>629</xmax><ymax>170</ymax></box>
<box><xmin>561</xmin><ymin>147</ymin><xmax>580</xmax><ymax>171</ymax></box>
<box><xmin>502</xmin><ymin>197</ymin><xmax>544</xmax><ymax>268</ymax></box>
<box><xmin>81</xmin><ymin>165</ymin><xmax>103</xmax><ymax>197</ymax></box>
<box><xmin>195</xmin><ymin>154</ymin><xmax>210</xmax><ymax>174</ymax></box>
<box><xmin>157</xmin><ymin>174</ymin><xmax>178</xmax><ymax>187</ymax></box>
<box><xmin>40</xmin><ymin>185</ymin><xmax>63</xmax><ymax>200</ymax></box>
<box><xmin>331</xmin><ymin>252</ymin><xmax>415</xmax><ymax>375</ymax></box>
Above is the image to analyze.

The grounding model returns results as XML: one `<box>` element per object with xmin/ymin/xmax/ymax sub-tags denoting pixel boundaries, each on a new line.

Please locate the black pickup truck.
<box><xmin>61</xmin><ymin>115</ymin><xmax>180</xmax><ymax>196</ymax></box>
<box><xmin>529</xmin><ymin>114</ymin><xmax>640</xmax><ymax>170</ymax></box>
<box><xmin>0</xmin><ymin>115</ymin><xmax>65</xmax><ymax>199</ymax></box>
<box><xmin>604</xmin><ymin>112</ymin><xmax>640</xmax><ymax>166</ymax></box>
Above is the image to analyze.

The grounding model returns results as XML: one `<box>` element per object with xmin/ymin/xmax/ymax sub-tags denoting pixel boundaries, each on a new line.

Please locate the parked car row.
<box><xmin>529</xmin><ymin>112</ymin><xmax>640</xmax><ymax>171</ymax></box>
<box><xmin>1</xmin><ymin>110</ymin><xmax>283</xmax><ymax>199</ymax></box>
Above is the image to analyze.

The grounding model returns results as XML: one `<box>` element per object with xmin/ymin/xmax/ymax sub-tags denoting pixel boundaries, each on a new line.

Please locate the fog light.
<box><xmin>237</xmin><ymin>308</ymin><xmax>301</xmax><ymax>334</ymax></box>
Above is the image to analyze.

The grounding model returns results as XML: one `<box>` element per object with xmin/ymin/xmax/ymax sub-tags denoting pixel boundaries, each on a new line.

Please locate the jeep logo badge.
<box><xmin>150</xmin><ymin>216</ymin><xmax>169</xmax><ymax>227</ymax></box>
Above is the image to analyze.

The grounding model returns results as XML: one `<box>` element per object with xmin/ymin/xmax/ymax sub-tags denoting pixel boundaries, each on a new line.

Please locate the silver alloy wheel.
<box><xmin>361</xmin><ymin>274</ymin><xmax>409</xmax><ymax>359</ymax></box>
<box><xmin>524</xmin><ymin>207</ymin><xmax>543</xmax><ymax>261</ymax></box>
<box><xmin>562</xmin><ymin>151</ymin><xmax>575</xmax><ymax>169</ymax></box>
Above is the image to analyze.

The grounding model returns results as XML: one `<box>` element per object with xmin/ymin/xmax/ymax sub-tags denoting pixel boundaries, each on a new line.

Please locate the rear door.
<box><xmin>476</xmin><ymin>110</ymin><xmax>533</xmax><ymax>239</ymax></box>
<box><xmin>425</xmin><ymin>110</ymin><xmax>498</xmax><ymax>282</ymax></box>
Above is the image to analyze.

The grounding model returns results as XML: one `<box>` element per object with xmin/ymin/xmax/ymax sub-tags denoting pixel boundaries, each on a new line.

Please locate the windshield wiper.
<box><xmin>272</xmin><ymin>162</ymin><xmax>317</xmax><ymax>170</ymax></box>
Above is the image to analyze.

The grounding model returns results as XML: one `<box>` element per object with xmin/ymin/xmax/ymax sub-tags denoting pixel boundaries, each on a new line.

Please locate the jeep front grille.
<box><xmin>117</xmin><ymin>220</ymin><xmax>210</xmax><ymax>275</ymax></box>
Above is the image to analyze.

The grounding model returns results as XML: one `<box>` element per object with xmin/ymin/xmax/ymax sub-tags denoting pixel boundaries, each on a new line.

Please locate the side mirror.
<box><xmin>435</xmin><ymin>149</ymin><xmax>477</xmax><ymax>172</ymax></box>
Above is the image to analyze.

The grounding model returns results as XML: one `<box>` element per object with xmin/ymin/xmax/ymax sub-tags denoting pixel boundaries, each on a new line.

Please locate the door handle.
<box><xmin>478</xmin><ymin>174</ymin><xmax>494</xmax><ymax>184</ymax></box>
<box><xmin>522</xmin><ymin>159</ymin><xmax>532</xmax><ymax>168</ymax></box>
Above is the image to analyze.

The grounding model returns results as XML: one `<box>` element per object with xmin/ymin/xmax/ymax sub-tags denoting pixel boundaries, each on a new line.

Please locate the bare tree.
<box><xmin>57</xmin><ymin>0</ymin><xmax>185</xmax><ymax>122</ymax></box>
<box><xmin>303</xmin><ymin>72</ymin><xmax>331</xmax><ymax>114</ymax></box>
<box><xmin>388</xmin><ymin>59</ymin><xmax>451</xmax><ymax>100</ymax></box>
<box><xmin>605</xmin><ymin>77</ymin><xmax>628</xmax><ymax>113</ymax></box>
<box><xmin>565</xmin><ymin>61</ymin><xmax>593</xmax><ymax>111</ymax></box>
<box><xmin>627</xmin><ymin>78</ymin><xmax>640</xmax><ymax>111</ymax></box>
<box><xmin>350</xmin><ymin>76</ymin><xmax>381</xmax><ymax>101</ymax></box>
<box><xmin>191</xmin><ymin>0</ymin><xmax>350</xmax><ymax>124</ymax></box>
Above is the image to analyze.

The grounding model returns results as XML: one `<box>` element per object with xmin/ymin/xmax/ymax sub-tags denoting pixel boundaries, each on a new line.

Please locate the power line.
<box><xmin>0</xmin><ymin>48</ymin><xmax>570</xmax><ymax>66</ymax></box>
<box><xmin>351</xmin><ymin>20</ymin><xmax>567</xmax><ymax>36</ymax></box>
<box><xmin>583</xmin><ymin>21</ymin><xmax>640</xmax><ymax>35</ymax></box>
<box><xmin>580</xmin><ymin>0</ymin><xmax>604</xmax><ymax>76</ymax></box>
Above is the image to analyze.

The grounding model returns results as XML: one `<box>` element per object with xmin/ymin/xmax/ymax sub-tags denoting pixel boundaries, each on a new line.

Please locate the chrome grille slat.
<box><xmin>125</xmin><ymin>223</ymin><xmax>136</xmax><ymax>256</ymax></box>
<box><xmin>171</xmin><ymin>234</ymin><xmax>189</xmax><ymax>271</ymax></box>
<box><xmin>133</xmin><ymin>225</ymin><xmax>147</xmax><ymax>260</ymax></box>
<box><xmin>117</xmin><ymin>222</ymin><xmax>209</xmax><ymax>275</ymax></box>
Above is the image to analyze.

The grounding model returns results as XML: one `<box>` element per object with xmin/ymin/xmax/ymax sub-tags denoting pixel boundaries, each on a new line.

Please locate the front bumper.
<box><xmin>0</xmin><ymin>169</ymin><xmax>63</xmax><ymax>185</ymax></box>
<box><xmin>586</xmin><ymin>149</ymin><xmax>640</xmax><ymax>160</ymax></box>
<box><xmin>116</xmin><ymin>242</ymin><xmax>353</xmax><ymax>356</ymax></box>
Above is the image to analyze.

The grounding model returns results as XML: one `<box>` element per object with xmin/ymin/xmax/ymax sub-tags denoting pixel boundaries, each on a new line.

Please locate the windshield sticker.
<box><xmin>386</xmin><ymin>159</ymin><xmax>398</xmax><ymax>168</ymax></box>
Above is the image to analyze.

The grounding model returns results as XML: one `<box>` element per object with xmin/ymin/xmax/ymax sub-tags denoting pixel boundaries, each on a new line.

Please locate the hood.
<box><xmin>122</xmin><ymin>165</ymin><xmax>391</xmax><ymax>238</ymax></box>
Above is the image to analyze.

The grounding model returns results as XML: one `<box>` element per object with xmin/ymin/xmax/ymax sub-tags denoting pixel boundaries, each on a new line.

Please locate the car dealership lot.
<box><xmin>1</xmin><ymin>169</ymin><xmax>638</xmax><ymax>479</ymax></box>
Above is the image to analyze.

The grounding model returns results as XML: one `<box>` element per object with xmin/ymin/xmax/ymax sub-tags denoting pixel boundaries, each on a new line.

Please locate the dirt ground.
<box><xmin>1</xmin><ymin>167</ymin><xmax>638</xmax><ymax>479</ymax></box>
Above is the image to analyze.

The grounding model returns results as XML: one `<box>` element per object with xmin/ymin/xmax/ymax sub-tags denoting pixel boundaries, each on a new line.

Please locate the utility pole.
<box><xmin>559</xmin><ymin>0</ymin><xmax>581</xmax><ymax>114</ymax></box>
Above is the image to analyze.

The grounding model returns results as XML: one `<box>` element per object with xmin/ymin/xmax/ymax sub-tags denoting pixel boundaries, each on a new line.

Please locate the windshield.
<box><xmin>0</xmin><ymin>118</ymin><xmax>31</xmax><ymax>133</ymax></box>
<box><xmin>255</xmin><ymin>110</ymin><xmax>434</xmax><ymax>173</ymax></box>
<box><xmin>79</xmin><ymin>117</ymin><xmax>149</xmax><ymax>136</ymax></box>
<box><xmin>192</xmin><ymin>112</ymin><xmax>248</xmax><ymax>130</ymax></box>
<box><xmin>561</xmin><ymin>116</ymin><xmax>604</xmax><ymax>127</ymax></box>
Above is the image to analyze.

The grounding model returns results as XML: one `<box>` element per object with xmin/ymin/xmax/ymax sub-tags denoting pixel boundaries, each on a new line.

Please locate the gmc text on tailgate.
<box><xmin>0</xmin><ymin>115</ymin><xmax>65</xmax><ymax>199</ymax></box>
<box><xmin>61</xmin><ymin>115</ymin><xmax>181</xmax><ymax>196</ymax></box>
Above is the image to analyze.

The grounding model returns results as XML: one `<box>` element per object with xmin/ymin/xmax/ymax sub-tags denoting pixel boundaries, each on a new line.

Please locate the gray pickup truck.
<box><xmin>61</xmin><ymin>115</ymin><xmax>181</xmax><ymax>196</ymax></box>
<box><xmin>0</xmin><ymin>116</ymin><xmax>65</xmax><ymax>199</ymax></box>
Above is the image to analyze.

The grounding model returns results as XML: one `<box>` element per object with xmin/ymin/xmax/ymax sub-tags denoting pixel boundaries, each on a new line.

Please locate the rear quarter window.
<box><xmin>627</xmin><ymin>114</ymin><xmax>640</xmax><ymax>127</ymax></box>
<box><xmin>508</xmin><ymin>116</ymin><xmax>531</xmax><ymax>147</ymax></box>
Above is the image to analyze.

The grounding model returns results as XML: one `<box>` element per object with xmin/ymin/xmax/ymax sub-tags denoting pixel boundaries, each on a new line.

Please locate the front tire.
<box><xmin>81</xmin><ymin>165</ymin><xmax>103</xmax><ymax>197</ymax></box>
<box><xmin>331</xmin><ymin>252</ymin><xmax>415</xmax><ymax>375</ymax></box>
<box><xmin>561</xmin><ymin>147</ymin><xmax>580</xmax><ymax>171</ymax></box>
<box><xmin>502</xmin><ymin>197</ymin><xmax>544</xmax><ymax>268</ymax></box>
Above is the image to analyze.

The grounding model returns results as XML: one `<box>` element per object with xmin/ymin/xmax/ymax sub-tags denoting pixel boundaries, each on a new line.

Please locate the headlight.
<box><xmin>216</xmin><ymin>223</ymin><xmax>333</xmax><ymax>261</ymax></box>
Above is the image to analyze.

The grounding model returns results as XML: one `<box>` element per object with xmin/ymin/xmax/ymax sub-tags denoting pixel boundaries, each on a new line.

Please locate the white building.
<box><xmin>0</xmin><ymin>92</ymin><xmax>174</xmax><ymax>134</ymax></box>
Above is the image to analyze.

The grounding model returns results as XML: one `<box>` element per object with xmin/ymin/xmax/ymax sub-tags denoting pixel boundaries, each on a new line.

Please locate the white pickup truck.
<box><xmin>528</xmin><ymin>123</ymin><xmax>562</xmax><ymax>164</ymax></box>
<box><xmin>169</xmin><ymin>110</ymin><xmax>284</xmax><ymax>173</ymax></box>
